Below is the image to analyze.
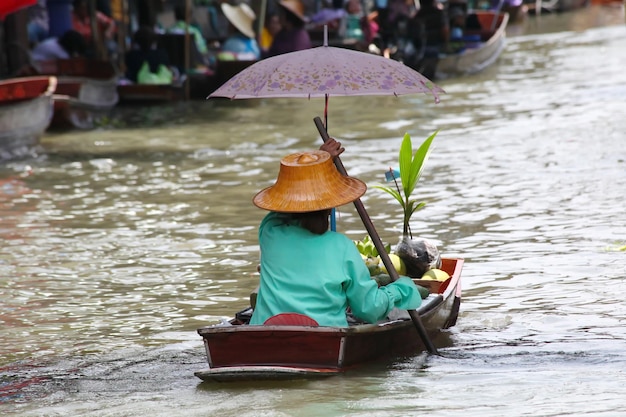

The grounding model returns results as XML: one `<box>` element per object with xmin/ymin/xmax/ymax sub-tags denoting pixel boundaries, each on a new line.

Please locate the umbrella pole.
<box><xmin>324</xmin><ymin>94</ymin><xmax>337</xmax><ymax>231</ymax></box>
<box><xmin>313</xmin><ymin>116</ymin><xmax>439</xmax><ymax>356</ymax></box>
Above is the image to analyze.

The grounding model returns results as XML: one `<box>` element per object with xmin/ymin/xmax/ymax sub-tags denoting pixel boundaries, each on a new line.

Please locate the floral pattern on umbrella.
<box><xmin>210</xmin><ymin>45</ymin><xmax>444</xmax><ymax>101</ymax></box>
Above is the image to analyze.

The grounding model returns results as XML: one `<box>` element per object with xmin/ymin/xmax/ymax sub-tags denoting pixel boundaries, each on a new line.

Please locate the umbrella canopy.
<box><xmin>0</xmin><ymin>0</ymin><xmax>37</xmax><ymax>21</ymax></box>
<box><xmin>209</xmin><ymin>43</ymin><xmax>444</xmax><ymax>101</ymax></box>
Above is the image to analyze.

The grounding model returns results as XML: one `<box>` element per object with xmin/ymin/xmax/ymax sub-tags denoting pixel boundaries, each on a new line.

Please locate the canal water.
<box><xmin>1</xmin><ymin>5</ymin><xmax>625</xmax><ymax>416</ymax></box>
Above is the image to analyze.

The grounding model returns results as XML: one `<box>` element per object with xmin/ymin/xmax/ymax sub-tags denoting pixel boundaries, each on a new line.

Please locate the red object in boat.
<box><xmin>264</xmin><ymin>313</ymin><xmax>320</xmax><ymax>326</ymax></box>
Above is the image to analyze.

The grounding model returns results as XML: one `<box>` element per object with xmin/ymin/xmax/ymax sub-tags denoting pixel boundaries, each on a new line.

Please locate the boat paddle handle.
<box><xmin>313</xmin><ymin>116</ymin><xmax>439</xmax><ymax>355</ymax></box>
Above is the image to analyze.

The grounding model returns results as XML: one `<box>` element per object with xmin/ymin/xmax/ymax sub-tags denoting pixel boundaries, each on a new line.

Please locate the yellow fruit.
<box><xmin>421</xmin><ymin>268</ymin><xmax>450</xmax><ymax>282</ymax></box>
<box><xmin>380</xmin><ymin>254</ymin><xmax>407</xmax><ymax>276</ymax></box>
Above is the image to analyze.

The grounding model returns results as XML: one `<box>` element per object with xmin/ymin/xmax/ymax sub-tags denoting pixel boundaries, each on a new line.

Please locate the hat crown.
<box><xmin>239</xmin><ymin>3</ymin><xmax>256</xmax><ymax>19</ymax></box>
<box><xmin>293</xmin><ymin>152</ymin><xmax>323</xmax><ymax>165</ymax></box>
<box><xmin>253</xmin><ymin>150</ymin><xmax>366</xmax><ymax>213</ymax></box>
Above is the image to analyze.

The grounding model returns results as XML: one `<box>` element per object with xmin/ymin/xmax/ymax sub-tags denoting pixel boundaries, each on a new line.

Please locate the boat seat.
<box><xmin>264</xmin><ymin>313</ymin><xmax>319</xmax><ymax>327</ymax></box>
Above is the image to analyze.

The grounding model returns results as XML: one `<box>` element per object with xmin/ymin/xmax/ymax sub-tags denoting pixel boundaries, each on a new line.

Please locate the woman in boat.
<box><xmin>218</xmin><ymin>2</ymin><xmax>261</xmax><ymax>61</ymax></box>
<box><xmin>249</xmin><ymin>139</ymin><xmax>422</xmax><ymax>327</ymax></box>
<box><xmin>265</xmin><ymin>0</ymin><xmax>312</xmax><ymax>58</ymax></box>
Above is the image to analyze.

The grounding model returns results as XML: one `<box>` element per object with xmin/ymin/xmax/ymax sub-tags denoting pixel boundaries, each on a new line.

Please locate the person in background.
<box><xmin>342</xmin><ymin>0</ymin><xmax>378</xmax><ymax>49</ymax></box>
<box><xmin>259</xmin><ymin>12</ymin><xmax>281</xmax><ymax>54</ymax></box>
<box><xmin>413</xmin><ymin>0</ymin><xmax>449</xmax><ymax>57</ymax></box>
<box><xmin>31</xmin><ymin>29</ymin><xmax>86</xmax><ymax>62</ymax></box>
<box><xmin>71</xmin><ymin>0</ymin><xmax>117</xmax><ymax>58</ymax></box>
<box><xmin>124</xmin><ymin>26</ymin><xmax>175</xmax><ymax>83</ymax></box>
<box><xmin>96</xmin><ymin>0</ymin><xmax>113</xmax><ymax>17</ymax></box>
<box><xmin>167</xmin><ymin>2</ymin><xmax>209</xmax><ymax>56</ymax></box>
<box><xmin>344</xmin><ymin>0</ymin><xmax>365</xmax><ymax>41</ymax></box>
<box><xmin>218</xmin><ymin>2</ymin><xmax>261</xmax><ymax>61</ymax></box>
<box><xmin>266</xmin><ymin>0</ymin><xmax>311</xmax><ymax>57</ymax></box>
<box><xmin>374</xmin><ymin>0</ymin><xmax>413</xmax><ymax>47</ymax></box>
<box><xmin>448</xmin><ymin>6</ymin><xmax>466</xmax><ymax>53</ymax></box>
<box><xmin>27</xmin><ymin>0</ymin><xmax>49</xmax><ymax>46</ymax></box>
<box><xmin>249</xmin><ymin>138</ymin><xmax>422</xmax><ymax>327</ymax></box>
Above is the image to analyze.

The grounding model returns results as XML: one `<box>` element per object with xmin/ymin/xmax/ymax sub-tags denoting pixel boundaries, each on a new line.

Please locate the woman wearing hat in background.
<box><xmin>249</xmin><ymin>139</ymin><xmax>422</xmax><ymax>327</ymax></box>
<box><xmin>265</xmin><ymin>0</ymin><xmax>312</xmax><ymax>58</ymax></box>
<box><xmin>218</xmin><ymin>2</ymin><xmax>261</xmax><ymax>61</ymax></box>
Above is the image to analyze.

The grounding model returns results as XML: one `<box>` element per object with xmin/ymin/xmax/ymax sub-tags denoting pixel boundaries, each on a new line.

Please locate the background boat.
<box><xmin>36</xmin><ymin>58</ymin><xmax>119</xmax><ymax>129</ymax></box>
<box><xmin>117</xmin><ymin>83</ymin><xmax>185</xmax><ymax>104</ymax></box>
<box><xmin>435</xmin><ymin>10</ymin><xmax>510</xmax><ymax>79</ymax></box>
<box><xmin>0</xmin><ymin>75</ymin><xmax>56</xmax><ymax>160</ymax></box>
<box><xmin>525</xmin><ymin>0</ymin><xmax>590</xmax><ymax>14</ymax></box>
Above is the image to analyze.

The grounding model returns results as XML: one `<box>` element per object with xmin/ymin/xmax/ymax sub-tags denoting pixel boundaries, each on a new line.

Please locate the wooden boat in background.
<box><xmin>0</xmin><ymin>76</ymin><xmax>56</xmax><ymax>160</ymax></box>
<box><xmin>195</xmin><ymin>257</ymin><xmax>463</xmax><ymax>382</ymax></box>
<box><xmin>556</xmin><ymin>0</ymin><xmax>590</xmax><ymax>11</ymax></box>
<box><xmin>36</xmin><ymin>58</ymin><xmax>119</xmax><ymax>129</ymax></box>
<box><xmin>501</xmin><ymin>0</ymin><xmax>529</xmax><ymax>23</ymax></box>
<box><xmin>525</xmin><ymin>0</ymin><xmax>589</xmax><ymax>14</ymax></box>
<box><xmin>589</xmin><ymin>0</ymin><xmax>622</xmax><ymax>5</ymax></box>
<box><xmin>435</xmin><ymin>11</ymin><xmax>509</xmax><ymax>79</ymax></box>
<box><xmin>117</xmin><ymin>83</ymin><xmax>185</xmax><ymax>104</ymax></box>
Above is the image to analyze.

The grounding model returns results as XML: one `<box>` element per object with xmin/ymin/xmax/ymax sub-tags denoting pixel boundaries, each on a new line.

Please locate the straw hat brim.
<box><xmin>253</xmin><ymin>151</ymin><xmax>366</xmax><ymax>213</ymax></box>
<box><xmin>221</xmin><ymin>3</ymin><xmax>256</xmax><ymax>39</ymax></box>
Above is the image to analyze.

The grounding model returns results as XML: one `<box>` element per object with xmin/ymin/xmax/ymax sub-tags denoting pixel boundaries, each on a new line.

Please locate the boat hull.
<box><xmin>196</xmin><ymin>258</ymin><xmax>463</xmax><ymax>382</ymax></box>
<box><xmin>117</xmin><ymin>84</ymin><xmax>185</xmax><ymax>103</ymax></box>
<box><xmin>0</xmin><ymin>76</ymin><xmax>56</xmax><ymax>160</ymax></box>
<box><xmin>37</xmin><ymin>59</ymin><xmax>119</xmax><ymax>129</ymax></box>
<box><xmin>435</xmin><ymin>11</ymin><xmax>509</xmax><ymax>79</ymax></box>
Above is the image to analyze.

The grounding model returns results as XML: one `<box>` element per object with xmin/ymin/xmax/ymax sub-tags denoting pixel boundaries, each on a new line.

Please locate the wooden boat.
<box><xmin>501</xmin><ymin>0</ymin><xmax>529</xmax><ymax>23</ymax></box>
<box><xmin>117</xmin><ymin>83</ymin><xmax>185</xmax><ymax>104</ymax></box>
<box><xmin>36</xmin><ymin>58</ymin><xmax>119</xmax><ymax>129</ymax></box>
<box><xmin>556</xmin><ymin>0</ymin><xmax>590</xmax><ymax>11</ymax></box>
<box><xmin>117</xmin><ymin>61</ymin><xmax>257</xmax><ymax>103</ymax></box>
<box><xmin>0</xmin><ymin>76</ymin><xmax>56</xmax><ymax>160</ymax></box>
<box><xmin>434</xmin><ymin>11</ymin><xmax>509</xmax><ymax>79</ymax></box>
<box><xmin>195</xmin><ymin>257</ymin><xmax>463</xmax><ymax>382</ymax></box>
<box><xmin>525</xmin><ymin>0</ymin><xmax>589</xmax><ymax>14</ymax></box>
<box><xmin>589</xmin><ymin>0</ymin><xmax>623</xmax><ymax>5</ymax></box>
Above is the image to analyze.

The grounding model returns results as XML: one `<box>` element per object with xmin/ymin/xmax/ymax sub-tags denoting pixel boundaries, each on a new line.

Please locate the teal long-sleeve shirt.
<box><xmin>249</xmin><ymin>212</ymin><xmax>422</xmax><ymax>327</ymax></box>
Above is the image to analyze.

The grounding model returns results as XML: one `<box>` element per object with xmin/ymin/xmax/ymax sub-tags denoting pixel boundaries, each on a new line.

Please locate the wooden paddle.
<box><xmin>313</xmin><ymin>117</ymin><xmax>439</xmax><ymax>355</ymax></box>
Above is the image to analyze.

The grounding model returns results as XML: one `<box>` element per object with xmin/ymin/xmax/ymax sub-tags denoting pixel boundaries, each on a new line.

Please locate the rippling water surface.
<box><xmin>2</xmin><ymin>6</ymin><xmax>625</xmax><ymax>416</ymax></box>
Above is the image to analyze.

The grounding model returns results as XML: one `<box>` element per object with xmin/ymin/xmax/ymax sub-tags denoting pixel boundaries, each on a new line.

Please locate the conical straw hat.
<box><xmin>221</xmin><ymin>3</ymin><xmax>257</xmax><ymax>39</ymax></box>
<box><xmin>253</xmin><ymin>151</ymin><xmax>366</xmax><ymax>213</ymax></box>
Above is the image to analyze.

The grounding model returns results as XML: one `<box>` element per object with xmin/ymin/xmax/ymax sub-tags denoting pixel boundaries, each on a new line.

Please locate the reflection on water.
<box><xmin>1</xmin><ymin>6</ymin><xmax>626</xmax><ymax>416</ymax></box>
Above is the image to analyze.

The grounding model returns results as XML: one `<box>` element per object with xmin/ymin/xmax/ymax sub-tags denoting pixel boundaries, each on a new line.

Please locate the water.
<box><xmin>2</xmin><ymin>6</ymin><xmax>626</xmax><ymax>416</ymax></box>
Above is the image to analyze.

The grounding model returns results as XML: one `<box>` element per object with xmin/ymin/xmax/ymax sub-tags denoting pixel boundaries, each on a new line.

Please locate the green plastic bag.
<box><xmin>137</xmin><ymin>61</ymin><xmax>173</xmax><ymax>85</ymax></box>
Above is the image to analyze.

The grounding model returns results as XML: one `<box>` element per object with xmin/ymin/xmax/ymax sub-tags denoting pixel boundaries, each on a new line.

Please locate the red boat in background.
<box><xmin>0</xmin><ymin>76</ymin><xmax>56</xmax><ymax>160</ymax></box>
<box><xmin>195</xmin><ymin>257</ymin><xmax>464</xmax><ymax>382</ymax></box>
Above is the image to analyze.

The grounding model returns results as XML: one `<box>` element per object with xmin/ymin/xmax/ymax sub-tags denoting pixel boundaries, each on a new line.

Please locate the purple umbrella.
<box><xmin>209</xmin><ymin>28</ymin><xmax>444</xmax><ymax>126</ymax></box>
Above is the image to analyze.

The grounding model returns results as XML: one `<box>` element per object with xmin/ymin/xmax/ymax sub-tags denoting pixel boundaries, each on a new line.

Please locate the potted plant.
<box><xmin>373</xmin><ymin>131</ymin><xmax>442</xmax><ymax>278</ymax></box>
